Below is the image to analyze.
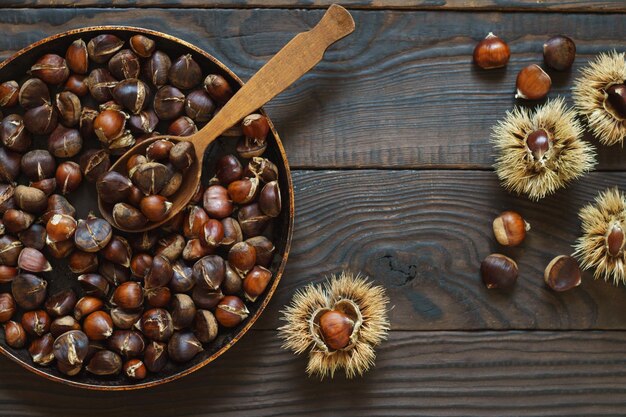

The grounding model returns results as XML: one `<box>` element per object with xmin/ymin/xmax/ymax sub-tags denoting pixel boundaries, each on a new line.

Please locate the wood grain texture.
<box><xmin>252</xmin><ymin>170</ymin><xmax>626</xmax><ymax>331</ymax></box>
<box><xmin>1</xmin><ymin>1</ymin><xmax>625</xmax><ymax>12</ymax></box>
<box><xmin>0</xmin><ymin>9</ymin><xmax>625</xmax><ymax>169</ymax></box>
<box><xmin>0</xmin><ymin>330</ymin><xmax>625</xmax><ymax>416</ymax></box>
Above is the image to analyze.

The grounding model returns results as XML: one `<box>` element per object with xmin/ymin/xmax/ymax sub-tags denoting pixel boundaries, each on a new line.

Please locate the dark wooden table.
<box><xmin>1</xmin><ymin>1</ymin><xmax>626</xmax><ymax>415</ymax></box>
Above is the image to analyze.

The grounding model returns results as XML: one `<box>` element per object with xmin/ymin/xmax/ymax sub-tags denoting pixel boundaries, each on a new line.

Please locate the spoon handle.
<box><xmin>193</xmin><ymin>4</ymin><xmax>355</xmax><ymax>153</ymax></box>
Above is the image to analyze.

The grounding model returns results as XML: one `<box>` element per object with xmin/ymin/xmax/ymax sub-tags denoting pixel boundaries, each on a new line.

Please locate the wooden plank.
<box><xmin>0</xmin><ymin>9</ymin><xmax>624</xmax><ymax>169</ymax></box>
<box><xmin>253</xmin><ymin>170</ymin><xmax>626</xmax><ymax>331</ymax></box>
<box><xmin>0</xmin><ymin>330</ymin><xmax>625</xmax><ymax>416</ymax></box>
<box><xmin>1</xmin><ymin>1</ymin><xmax>625</xmax><ymax>13</ymax></box>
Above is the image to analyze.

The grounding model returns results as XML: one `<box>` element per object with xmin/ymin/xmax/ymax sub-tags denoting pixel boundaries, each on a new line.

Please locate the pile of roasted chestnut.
<box><xmin>0</xmin><ymin>33</ymin><xmax>281</xmax><ymax>381</ymax></box>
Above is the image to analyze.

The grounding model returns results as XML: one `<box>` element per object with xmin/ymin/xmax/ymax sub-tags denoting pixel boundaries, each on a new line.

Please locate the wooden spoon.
<box><xmin>99</xmin><ymin>4</ymin><xmax>355</xmax><ymax>232</ymax></box>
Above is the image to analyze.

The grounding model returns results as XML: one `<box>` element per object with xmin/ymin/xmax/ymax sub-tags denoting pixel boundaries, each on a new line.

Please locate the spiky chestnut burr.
<box><xmin>491</xmin><ymin>98</ymin><xmax>595</xmax><ymax>201</ymax></box>
<box><xmin>574</xmin><ymin>187</ymin><xmax>626</xmax><ymax>286</ymax></box>
<box><xmin>278</xmin><ymin>272</ymin><xmax>389</xmax><ymax>379</ymax></box>
<box><xmin>572</xmin><ymin>51</ymin><xmax>626</xmax><ymax>146</ymax></box>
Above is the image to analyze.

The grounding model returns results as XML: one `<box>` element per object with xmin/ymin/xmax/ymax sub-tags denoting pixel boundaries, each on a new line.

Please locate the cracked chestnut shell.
<box><xmin>74</xmin><ymin>217</ymin><xmax>112</xmax><ymax>252</ymax></box>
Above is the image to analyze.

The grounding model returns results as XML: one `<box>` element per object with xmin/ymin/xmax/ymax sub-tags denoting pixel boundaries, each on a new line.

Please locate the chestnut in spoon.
<box><xmin>99</xmin><ymin>4</ymin><xmax>355</xmax><ymax>232</ymax></box>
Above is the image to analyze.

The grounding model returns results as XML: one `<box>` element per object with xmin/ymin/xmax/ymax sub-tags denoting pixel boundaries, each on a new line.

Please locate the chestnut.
<box><xmin>145</xmin><ymin>286</ymin><xmax>171</xmax><ymax>308</ymax></box>
<box><xmin>170</xmin><ymin>293</ymin><xmax>196</xmax><ymax>330</ymax></box>
<box><xmin>65</xmin><ymin>39</ymin><xmax>89</xmax><ymax>74</ymax></box>
<box><xmin>17</xmin><ymin>247</ymin><xmax>51</xmax><ymax>273</ymax></box>
<box><xmin>192</xmin><ymin>286</ymin><xmax>224</xmax><ymax>310</ymax></box>
<box><xmin>83</xmin><ymin>310</ymin><xmax>114</xmax><ymax>340</ymax></box>
<box><xmin>228</xmin><ymin>177</ymin><xmax>259</xmax><ymax>205</ymax></box>
<box><xmin>0</xmin><ymin>148</ymin><xmax>21</xmax><ymax>182</ymax></box>
<box><xmin>96</xmin><ymin>171</ymin><xmax>133</xmax><ymax>204</ymax></box>
<box><xmin>74</xmin><ymin>296</ymin><xmax>104</xmax><ymax>321</ymax></box>
<box><xmin>101</xmin><ymin>235</ymin><xmax>132</xmax><ymax>267</ymax></box>
<box><xmin>68</xmin><ymin>250</ymin><xmax>98</xmax><ymax>274</ymax></box>
<box><xmin>30</xmin><ymin>178</ymin><xmax>56</xmax><ymax>197</ymax></box>
<box><xmin>0</xmin><ymin>80</ymin><xmax>19</xmax><ymax>108</ymax></box>
<box><xmin>79</xmin><ymin>106</ymin><xmax>98</xmax><ymax>139</ymax></box>
<box><xmin>94</xmin><ymin>108</ymin><xmax>127</xmax><ymax>143</ymax></box>
<box><xmin>21</xmin><ymin>309</ymin><xmax>51</xmax><ymax>337</ymax></box>
<box><xmin>144</xmin><ymin>255</ymin><xmax>173</xmax><ymax>289</ymax></box>
<box><xmin>606</xmin><ymin>84</ymin><xmax>626</xmax><ymax>120</ymax></box>
<box><xmin>0</xmin><ymin>266</ymin><xmax>18</xmax><ymax>284</ymax></box>
<box><xmin>24</xmin><ymin>102</ymin><xmax>58</xmax><ymax>135</ymax></box>
<box><xmin>128</xmin><ymin>110</ymin><xmax>159</xmax><ymax>134</ymax></box>
<box><xmin>3</xmin><ymin>209</ymin><xmax>35</xmax><ymax>233</ymax></box>
<box><xmin>144</xmin><ymin>139</ymin><xmax>173</xmax><ymax>162</ymax></box>
<box><xmin>201</xmin><ymin>219</ymin><xmax>224</xmax><ymax>248</ymax></box>
<box><xmin>245</xmin><ymin>157</ymin><xmax>278</xmax><ymax>183</ymax></box>
<box><xmin>169</xmin><ymin>140</ymin><xmax>195</xmax><ymax>171</ymax></box>
<box><xmin>87</xmin><ymin>34</ymin><xmax>124</xmax><ymax>63</ymax></box>
<box><xmin>127</xmin><ymin>154</ymin><xmax>148</xmax><ymax>174</ymax></box>
<box><xmin>99</xmin><ymin>260</ymin><xmax>130</xmax><ymax>286</ymax></box>
<box><xmin>544</xmin><ymin>35</ymin><xmax>576</xmax><ymax>71</ymax></box>
<box><xmin>55</xmin><ymin>91</ymin><xmax>82</xmax><ymax>127</ymax></box>
<box><xmin>113</xmin><ymin>203</ymin><xmax>148</xmax><ymax>230</ymax></box>
<box><xmin>78</xmin><ymin>273</ymin><xmax>110</xmax><ymax>299</ymax></box>
<box><xmin>473</xmin><ymin>33</ymin><xmax>510</xmax><ymax>69</ymax></box>
<box><xmin>19</xmin><ymin>78</ymin><xmax>49</xmax><ymax>109</ymax></box>
<box><xmin>0</xmin><ymin>184</ymin><xmax>15</xmax><ymax>215</ymax></box>
<box><xmin>130</xmin><ymin>253</ymin><xmax>153</xmax><ymax>279</ymax></box>
<box><xmin>184</xmin><ymin>206</ymin><xmax>209</xmax><ymax>239</ymax></box>
<box><xmin>246</xmin><ymin>236</ymin><xmax>275</xmax><ymax>268</ymax></box>
<box><xmin>14</xmin><ymin>185</ymin><xmax>47</xmax><ymax>213</ymax></box>
<box><xmin>130</xmin><ymin>35</ymin><xmax>155</xmax><ymax>58</ymax></box>
<box><xmin>131</xmin><ymin>162</ymin><xmax>172</xmax><ymax>195</ymax></box>
<box><xmin>65</xmin><ymin>74</ymin><xmax>89</xmax><ymax>97</ymax></box>
<box><xmin>169</xmin><ymin>54</ymin><xmax>202</xmax><ymax>90</ymax></box>
<box><xmin>29</xmin><ymin>333</ymin><xmax>55</xmax><ymax>365</ymax></box>
<box><xmin>193</xmin><ymin>309</ymin><xmax>218</xmax><ymax>343</ymax></box>
<box><xmin>182</xmin><ymin>238</ymin><xmax>213</xmax><ymax>262</ymax></box>
<box><xmin>110</xmin><ymin>308</ymin><xmax>142</xmax><ymax>330</ymax></box>
<box><xmin>168</xmin><ymin>115</ymin><xmax>197</xmax><ymax>136</ymax></box>
<box><xmin>109</xmin><ymin>49</ymin><xmax>141</xmax><ymax>80</ymax></box>
<box><xmin>515</xmin><ymin>64</ymin><xmax>551</xmax><ymax>100</ymax></box>
<box><xmin>544</xmin><ymin>255</ymin><xmax>581</xmax><ymax>292</ymax></box>
<box><xmin>228</xmin><ymin>241</ymin><xmax>256</xmax><ymax>276</ymax></box>
<box><xmin>86</xmin><ymin>350</ymin><xmax>122</xmax><ymax>375</ymax></box>
<box><xmin>131</xmin><ymin>231</ymin><xmax>157</xmax><ymax>253</ymax></box>
<box><xmin>144</xmin><ymin>51</ymin><xmax>171</xmax><ymax>87</ymax></box>
<box><xmin>154</xmin><ymin>234</ymin><xmax>185</xmax><ymax>264</ymax></box>
<box><xmin>108</xmin><ymin>330</ymin><xmax>145</xmax><ymax>358</ymax></box>
<box><xmin>192</xmin><ymin>255</ymin><xmax>225</xmax><ymax>291</ymax></box>
<box><xmin>161</xmin><ymin>171</ymin><xmax>183</xmax><ymax>197</ymax></box>
<box><xmin>55</xmin><ymin>161</ymin><xmax>82</xmax><ymax>195</ymax></box>
<box><xmin>21</xmin><ymin>149</ymin><xmax>55</xmax><ymax>181</ymax></box>
<box><xmin>79</xmin><ymin>149</ymin><xmax>111</xmax><ymax>182</ymax></box>
<box><xmin>243</xmin><ymin>266</ymin><xmax>272</xmax><ymax>301</ymax></box>
<box><xmin>42</xmin><ymin>194</ymin><xmax>76</xmax><ymax>224</ymax></box>
<box><xmin>46</xmin><ymin>213</ymin><xmax>77</xmax><ymax>243</ymax></box>
<box><xmin>170</xmin><ymin>261</ymin><xmax>195</xmax><ymax>293</ymax></box>
<box><xmin>204</xmin><ymin>74</ymin><xmax>233</xmax><ymax>103</ymax></box>
<box><xmin>222</xmin><ymin>262</ymin><xmax>243</xmax><ymax>295</ymax></box>
<box><xmin>318</xmin><ymin>310</ymin><xmax>354</xmax><ymax>350</ymax></box>
<box><xmin>606</xmin><ymin>222</ymin><xmax>625</xmax><ymax>257</ymax></box>
<box><xmin>141</xmin><ymin>308</ymin><xmax>174</xmax><ymax>342</ymax></box>
<box><xmin>167</xmin><ymin>331</ymin><xmax>203</xmax><ymax>363</ymax></box>
<box><xmin>216</xmin><ymin>154</ymin><xmax>243</xmax><ymax>185</ymax></box>
<box><xmin>4</xmin><ymin>321</ymin><xmax>27</xmax><ymax>348</ymax></box>
<box><xmin>112</xmin><ymin>78</ymin><xmax>149</xmax><ymax>114</ymax></box>
<box><xmin>143</xmin><ymin>340</ymin><xmax>167</xmax><ymax>372</ymax></box>
<box><xmin>153</xmin><ymin>85</ymin><xmax>185</xmax><ymax>120</ymax></box>
<box><xmin>87</xmin><ymin>68</ymin><xmax>117</xmax><ymax>103</ymax></box>
<box><xmin>124</xmin><ymin>358</ymin><xmax>147</xmax><ymax>380</ymax></box>
<box><xmin>1</xmin><ymin>114</ymin><xmax>31</xmax><ymax>152</ymax></box>
<box><xmin>238</xmin><ymin>203</ymin><xmax>271</xmax><ymax>238</ymax></box>
<box><xmin>481</xmin><ymin>253</ymin><xmax>518</xmax><ymax>290</ymax></box>
<box><xmin>50</xmin><ymin>316</ymin><xmax>81</xmax><ymax>338</ymax></box>
<box><xmin>493</xmin><ymin>211</ymin><xmax>530</xmax><ymax>247</ymax></box>
<box><xmin>215</xmin><ymin>296</ymin><xmax>249</xmax><ymax>328</ymax></box>
<box><xmin>30</xmin><ymin>54</ymin><xmax>69</xmax><ymax>85</ymax></box>
<box><xmin>0</xmin><ymin>293</ymin><xmax>15</xmax><ymax>322</ymax></box>
<box><xmin>12</xmin><ymin>273</ymin><xmax>47</xmax><ymax>310</ymax></box>
<box><xmin>45</xmin><ymin>289</ymin><xmax>77</xmax><ymax>317</ymax></box>
<box><xmin>74</xmin><ymin>217</ymin><xmax>112</xmax><ymax>252</ymax></box>
<box><xmin>0</xmin><ymin>235</ymin><xmax>22</xmax><ymax>266</ymax></box>
<box><xmin>259</xmin><ymin>181</ymin><xmax>281</xmax><ymax>217</ymax></box>
<box><xmin>46</xmin><ymin>239</ymin><xmax>75</xmax><ymax>259</ymax></box>
<box><xmin>242</xmin><ymin>113</ymin><xmax>270</xmax><ymax>141</ymax></box>
<box><xmin>236</xmin><ymin>136</ymin><xmax>267</xmax><ymax>159</ymax></box>
<box><xmin>112</xmin><ymin>281</ymin><xmax>144</xmax><ymax>310</ymax></box>
<box><xmin>48</xmin><ymin>125</ymin><xmax>82</xmax><ymax>158</ymax></box>
<box><xmin>203</xmin><ymin>185</ymin><xmax>233</xmax><ymax>219</ymax></box>
<box><xmin>140</xmin><ymin>195</ymin><xmax>172</xmax><ymax>223</ymax></box>
<box><xmin>185</xmin><ymin>89</ymin><xmax>215</xmax><ymax>122</ymax></box>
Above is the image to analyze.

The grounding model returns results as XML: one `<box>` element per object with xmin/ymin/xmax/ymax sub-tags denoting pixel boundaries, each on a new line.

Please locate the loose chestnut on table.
<box><xmin>0</xmin><ymin>18</ymin><xmax>313</xmax><ymax>388</ymax></box>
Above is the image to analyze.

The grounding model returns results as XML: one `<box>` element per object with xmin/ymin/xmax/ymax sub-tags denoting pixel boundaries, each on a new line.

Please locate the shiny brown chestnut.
<box><xmin>481</xmin><ymin>253</ymin><xmax>518</xmax><ymax>290</ymax></box>
<box><xmin>169</xmin><ymin>141</ymin><xmax>195</xmax><ymax>171</ymax></box>
<box><xmin>3</xmin><ymin>209</ymin><xmax>35</xmax><ymax>234</ymax></box>
<box><xmin>42</xmin><ymin>194</ymin><xmax>76</xmax><ymax>224</ymax></box>
<box><xmin>144</xmin><ymin>255</ymin><xmax>173</xmax><ymax>289</ymax></box>
<box><xmin>216</xmin><ymin>154</ymin><xmax>243</xmax><ymax>185</ymax></box>
<box><xmin>68</xmin><ymin>251</ymin><xmax>98</xmax><ymax>274</ymax></box>
<box><xmin>493</xmin><ymin>211</ymin><xmax>530</xmax><ymax>247</ymax></box>
<box><xmin>203</xmin><ymin>185</ymin><xmax>233</xmax><ymax>219</ymax></box>
<box><xmin>193</xmin><ymin>309</ymin><xmax>218</xmax><ymax>343</ymax></box>
<box><xmin>87</xmin><ymin>68</ymin><xmax>117</xmax><ymax>103</ymax></box>
<box><xmin>169</xmin><ymin>54</ymin><xmax>202</xmax><ymax>90</ymax></box>
<box><xmin>259</xmin><ymin>181</ymin><xmax>281</xmax><ymax>217</ymax></box>
<box><xmin>0</xmin><ymin>81</ymin><xmax>19</xmax><ymax>108</ymax></box>
<box><xmin>128</xmin><ymin>110</ymin><xmax>159</xmax><ymax>135</ymax></box>
<box><xmin>45</xmin><ymin>289</ymin><xmax>77</xmax><ymax>317</ymax></box>
<box><xmin>31</xmin><ymin>54</ymin><xmax>69</xmax><ymax>85</ymax></box>
<box><xmin>131</xmin><ymin>162</ymin><xmax>172</xmax><ymax>195</ymax></box>
<box><xmin>222</xmin><ymin>262</ymin><xmax>243</xmax><ymax>295</ymax></box>
<box><xmin>130</xmin><ymin>253</ymin><xmax>153</xmax><ymax>279</ymax></box>
<box><xmin>144</xmin><ymin>51</ymin><xmax>171</xmax><ymax>87</ymax></box>
<box><xmin>170</xmin><ymin>293</ymin><xmax>196</xmax><ymax>330</ymax></box>
<box><xmin>192</xmin><ymin>286</ymin><xmax>224</xmax><ymax>310</ymax></box>
<box><xmin>28</xmin><ymin>333</ymin><xmax>55</xmax><ymax>365</ymax></box>
<box><xmin>220</xmin><ymin>218</ymin><xmax>243</xmax><ymax>250</ymax></box>
<box><xmin>124</xmin><ymin>358</ymin><xmax>147</xmax><ymax>380</ymax></box>
<box><xmin>87</xmin><ymin>34</ymin><xmax>124</xmax><ymax>63</ymax></box>
<box><xmin>101</xmin><ymin>235</ymin><xmax>132</xmax><ymax>267</ymax></box>
<box><xmin>86</xmin><ymin>350</ymin><xmax>122</xmax><ymax>375</ymax></box>
<box><xmin>65</xmin><ymin>74</ymin><xmax>89</xmax><ymax>97</ymax></box>
<box><xmin>154</xmin><ymin>234</ymin><xmax>185</xmax><ymax>262</ymax></box>
<box><xmin>97</xmin><ymin>170</ymin><xmax>133</xmax><ymax>205</ymax></box>
<box><xmin>112</xmin><ymin>78</ymin><xmax>149</xmax><ymax>114</ymax></box>
<box><xmin>143</xmin><ymin>340</ymin><xmax>167</xmax><ymax>372</ymax></box>
<box><xmin>109</xmin><ymin>49</ymin><xmax>141</xmax><ymax>80</ymax></box>
<box><xmin>145</xmin><ymin>286</ymin><xmax>171</xmax><ymax>308</ymax></box>
<box><xmin>201</xmin><ymin>219</ymin><xmax>224</xmax><ymax>248</ymax></box>
<box><xmin>146</xmin><ymin>139</ymin><xmax>173</xmax><ymax>161</ymax></box>
<box><xmin>473</xmin><ymin>33</ymin><xmax>510</xmax><ymax>70</ymax></box>
<box><xmin>66</xmin><ymin>39</ymin><xmax>89</xmax><ymax>74</ymax></box>
<box><xmin>50</xmin><ymin>316</ymin><xmax>82</xmax><ymax>338</ymax></box>
<box><xmin>243</xmin><ymin>265</ymin><xmax>272</xmax><ymax>301</ymax></box>
<box><xmin>192</xmin><ymin>255</ymin><xmax>225</xmax><ymax>291</ymax></box>
<box><xmin>0</xmin><ymin>266</ymin><xmax>18</xmax><ymax>284</ymax></box>
<box><xmin>0</xmin><ymin>235</ymin><xmax>24</xmax><ymax>266</ymax></box>
<box><xmin>112</xmin><ymin>281</ymin><xmax>143</xmax><ymax>310</ymax></box>
<box><xmin>110</xmin><ymin>308</ymin><xmax>142</xmax><ymax>330</ymax></box>
<box><xmin>228</xmin><ymin>177</ymin><xmax>259</xmax><ymax>205</ymax></box>
<box><xmin>24</xmin><ymin>102</ymin><xmax>58</xmax><ymax>135</ymax></box>
<box><xmin>83</xmin><ymin>310</ymin><xmax>114</xmax><ymax>340</ymax></box>
<box><xmin>246</xmin><ymin>236</ymin><xmax>275</xmax><ymax>268</ymax></box>
<box><xmin>515</xmin><ymin>64</ymin><xmax>552</xmax><ymax>100</ymax></box>
<box><xmin>228</xmin><ymin>241</ymin><xmax>256</xmax><ymax>276</ymax></box>
<box><xmin>21</xmin><ymin>309</ymin><xmax>51</xmax><ymax>337</ymax></box>
<box><xmin>74</xmin><ymin>216</ymin><xmax>112</xmax><ymax>252</ymax></box>
<box><xmin>168</xmin><ymin>331</ymin><xmax>203</xmax><ymax>363</ymax></box>
<box><xmin>544</xmin><ymin>35</ymin><xmax>576</xmax><ymax>71</ymax></box>
<box><xmin>153</xmin><ymin>85</ymin><xmax>185</xmax><ymax>120</ymax></box>
<box><xmin>99</xmin><ymin>260</ymin><xmax>130</xmax><ymax>286</ymax></box>
<box><xmin>19</xmin><ymin>78</ymin><xmax>49</xmax><ymax>110</ymax></box>
<box><xmin>55</xmin><ymin>91</ymin><xmax>82</xmax><ymax>127</ymax></box>
<box><xmin>17</xmin><ymin>247</ymin><xmax>51</xmax><ymax>273</ymax></box>
<box><xmin>204</xmin><ymin>74</ymin><xmax>233</xmax><ymax>103</ymax></box>
<box><xmin>236</xmin><ymin>136</ymin><xmax>267</xmax><ymax>159</ymax></box>
<box><xmin>215</xmin><ymin>296</ymin><xmax>249</xmax><ymax>328</ymax></box>
<box><xmin>94</xmin><ymin>108</ymin><xmax>126</xmax><ymax>143</ymax></box>
<box><xmin>4</xmin><ymin>321</ymin><xmax>27</xmax><ymax>348</ymax></box>
<box><xmin>242</xmin><ymin>113</ymin><xmax>270</xmax><ymax>141</ymax></box>
<box><xmin>55</xmin><ymin>162</ymin><xmax>82</xmax><ymax>195</ymax></box>
<box><xmin>48</xmin><ymin>125</ymin><xmax>82</xmax><ymax>158</ymax></box>
<box><xmin>108</xmin><ymin>330</ymin><xmax>145</xmax><ymax>358</ymax></box>
<box><xmin>238</xmin><ymin>203</ymin><xmax>271</xmax><ymax>238</ymax></box>
<box><xmin>185</xmin><ymin>89</ymin><xmax>215</xmax><ymax>122</ymax></box>
<box><xmin>1</xmin><ymin>114</ymin><xmax>30</xmax><ymax>152</ymax></box>
<box><xmin>46</xmin><ymin>213</ymin><xmax>77</xmax><ymax>243</ymax></box>
<box><xmin>78</xmin><ymin>273</ymin><xmax>110</xmax><ymax>299</ymax></box>
<box><xmin>183</xmin><ymin>206</ymin><xmax>208</xmax><ymax>239</ymax></box>
<box><xmin>0</xmin><ymin>293</ymin><xmax>15</xmax><ymax>322</ymax></box>
<box><xmin>130</xmin><ymin>35</ymin><xmax>155</xmax><ymax>58</ymax></box>
<box><xmin>141</xmin><ymin>308</ymin><xmax>174</xmax><ymax>342</ymax></box>
<box><xmin>168</xmin><ymin>115</ymin><xmax>197</xmax><ymax>136</ymax></box>
<box><xmin>12</xmin><ymin>274</ymin><xmax>47</xmax><ymax>310</ymax></box>
<box><xmin>182</xmin><ymin>238</ymin><xmax>213</xmax><ymax>262</ymax></box>
<box><xmin>79</xmin><ymin>148</ymin><xmax>111</xmax><ymax>182</ymax></box>
<box><xmin>21</xmin><ymin>149</ymin><xmax>56</xmax><ymax>182</ymax></box>
<box><xmin>74</xmin><ymin>296</ymin><xmax>104</xmax><ymax>321</ymax></box>
<box><xmin>170</xmin><ymin>261</ymin><xmax>195</xmax><ymax>293</ymax></box>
